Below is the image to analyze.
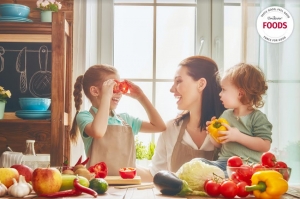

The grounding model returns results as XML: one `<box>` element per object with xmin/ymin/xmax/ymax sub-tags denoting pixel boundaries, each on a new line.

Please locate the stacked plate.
<box><xmin>0</xmin><ymin>3</ymin><xmax>32</xmax><ymax>22</ymax></box>
<box><xmin>0</xmin><ymin>16</ymin><xmax>33</xmax><ymax>22</ymax></box>
<box><xmin>15</xmin><ymin>98</ymin><xmax>51</xmax><ymax>120</ymax></box>
<box><xmin>15</xmin><ymin>110</ymin><xmax>51</xmax><ymax>120</ymax></box>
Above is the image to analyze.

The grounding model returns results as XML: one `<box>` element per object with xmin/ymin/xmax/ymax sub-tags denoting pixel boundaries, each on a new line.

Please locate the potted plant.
<box><xmin>135</xmin><ymin>138</ymin><xmax>156</xmax><ymax>167</ymax></box>
<box><xmin>0</xmin><ymin>86</ymin><xmax>11</xmax><ymax>119</ymax></box>
<box><xmin>36</xmin><ymin>0</ymin><xmax>62</xmax><ymax>22</ymax></box>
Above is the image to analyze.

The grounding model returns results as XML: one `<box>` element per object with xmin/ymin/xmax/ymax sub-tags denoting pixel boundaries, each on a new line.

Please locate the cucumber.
<box><xmin>60</xmin><ymin>174</ymin><xmax>90</xmax><ymax>191</ymax></box>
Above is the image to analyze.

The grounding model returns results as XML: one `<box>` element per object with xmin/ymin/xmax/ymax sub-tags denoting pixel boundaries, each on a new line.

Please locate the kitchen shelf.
<box><xmin>0</xmin><ymin>12</ymin><xmax>72</xmax><ymax>167</ymax></box>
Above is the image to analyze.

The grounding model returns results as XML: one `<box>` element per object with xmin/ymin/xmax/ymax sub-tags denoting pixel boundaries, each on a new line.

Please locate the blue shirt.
<box><xmin>76</xmin><ymin>106</ymin><xmax>142</xmax><ymax>155</ymax></box>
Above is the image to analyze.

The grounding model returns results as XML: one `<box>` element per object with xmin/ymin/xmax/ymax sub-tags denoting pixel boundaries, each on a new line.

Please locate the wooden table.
<box><xmin>3</xmin><ymin>186</ymin><xmax>300</xmax><ymax>199</ymax></box>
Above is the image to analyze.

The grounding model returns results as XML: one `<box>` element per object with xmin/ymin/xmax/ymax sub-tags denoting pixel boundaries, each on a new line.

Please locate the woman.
<box><xmin>137</xmin><ymin>56</ymin><xmax>225</xmax><ymax>181</ymax></box>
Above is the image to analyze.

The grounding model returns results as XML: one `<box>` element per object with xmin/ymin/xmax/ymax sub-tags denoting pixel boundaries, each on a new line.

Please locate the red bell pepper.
<box><xmin>119</xmin><ymin>167</ymin><xmax>136</xmax><ymax>179</ymax></box>
<box><xmin>88</xmin><ymin>162</ymin><xmax>108</xmax><ymax>178</ymax></box>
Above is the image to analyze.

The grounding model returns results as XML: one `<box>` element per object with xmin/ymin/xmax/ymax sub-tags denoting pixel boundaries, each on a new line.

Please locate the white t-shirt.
<box><xmin>149</xmin><ymin>119</ymin><xmax>214</xmax><ymax>176</ymax></box>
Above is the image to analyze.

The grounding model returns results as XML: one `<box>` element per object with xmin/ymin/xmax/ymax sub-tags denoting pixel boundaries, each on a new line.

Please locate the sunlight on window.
<box><xmin>156</xmin><ymin>6</ymin><xmax>195</xmax><ymax>79</ymax></box>
<box><xmin>114</xmin><ymin>6</ymin><xmax>153</xmax><ymax>79</ymax></box>
<box><xmin>224</xmin><ymin>4</ymin><xmax>241</xmax><ymax>71</ymax></box>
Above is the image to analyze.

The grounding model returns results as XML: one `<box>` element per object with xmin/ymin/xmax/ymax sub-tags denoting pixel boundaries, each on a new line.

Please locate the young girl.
<box><xmin>70</xmin><ymin>64</ymin><xmax>166</xmax><ymax>175</ymax></box>
<box><xmin>198</xmin><ymin>63</ymin><xmax>272</xmax><ymax>175</ymax></box>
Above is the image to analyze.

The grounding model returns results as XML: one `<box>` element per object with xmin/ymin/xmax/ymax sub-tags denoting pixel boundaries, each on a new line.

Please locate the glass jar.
<box><xmin>24</xmin><ymin>140</ymin><xmax>36</xmax><ymax>156</ymax></box>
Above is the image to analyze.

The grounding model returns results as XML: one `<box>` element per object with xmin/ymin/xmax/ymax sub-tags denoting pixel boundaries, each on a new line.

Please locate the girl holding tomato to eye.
<box><xmin>70</xmin><ymin>64</ymin><xmax>166</xmax><ymax>176</ymax></box>
<box><xmin>199</xmin><ymin>63</ymin><xmax>273</xmax><ymax>176</ymax></box>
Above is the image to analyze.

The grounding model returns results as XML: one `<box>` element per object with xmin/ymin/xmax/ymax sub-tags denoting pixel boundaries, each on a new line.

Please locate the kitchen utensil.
<box><xmin>0</xmin><ymin>3</ymin><xmax>30</xmax><ymax>18</ymax></box>
<box><xmin>15</xmin><ymin>110</ymin><xmax>51</xmax><ymax>120</ymax></box>
<box><xmin>104</xmin><ymin>176</ymin><xmax>141</xmax><ymax>185</ymax></box>
<box><xmin>19</xmin><ymin>97</ymin><xmax>51</xmax><ymax>110</ymax></box>
<box><xmin>29</xmin><ymin>45</ymin><xmax>51</xmax><ymax>98</ymax></box>
<box><xmin>0</xmin><ymin>46</ymin><xmax>4</xmax><ymax>73</ymax></box>
<box><xmin>16</xmin><ymin>47</ymin><xmax>27</xmax><ymax>93</ymax></box>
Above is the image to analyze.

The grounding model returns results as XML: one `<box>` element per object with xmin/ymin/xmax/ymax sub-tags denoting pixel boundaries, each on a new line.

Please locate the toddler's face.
<box><xmin>219</xmin><ymin>77</ymin><xmax>241</xmax><ymax>109</ymax></box>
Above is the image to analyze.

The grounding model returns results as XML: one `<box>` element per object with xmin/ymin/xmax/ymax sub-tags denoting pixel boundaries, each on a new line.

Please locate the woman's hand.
<box><xmin>217</xmin><ymin>123</ymin><xmax>241</xmax><ymax>143</ymax></box>
<box><xmin>123</xmin><ymin>80</ymin><xmax>145</xmax><ymax>100</ymax></box>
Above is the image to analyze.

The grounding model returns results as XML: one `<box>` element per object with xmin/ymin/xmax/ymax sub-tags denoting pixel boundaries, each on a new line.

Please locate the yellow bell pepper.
<box><xmin>207</xmin><ymin>118</ymin><xmax>229</xmax><ymax>143</ymax></box>
<box><xmin>245</xmin><ymin>170</ymin><xmax>288</xmax><ymax>199</ymax></box>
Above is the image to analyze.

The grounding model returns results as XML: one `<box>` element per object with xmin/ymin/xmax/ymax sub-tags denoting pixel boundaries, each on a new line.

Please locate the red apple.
<box><xmin>10</xmin><ymin>164</ymin><xmax>33</xmax><ymax>182</ymax></box>
<box><xmin>32</xmin><ymin>167</ymin><xmax>62</xmax><ymax>195</ymax></box>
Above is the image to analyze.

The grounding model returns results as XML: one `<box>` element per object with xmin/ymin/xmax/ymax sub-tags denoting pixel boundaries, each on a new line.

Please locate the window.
<box><xmin>113</xmin><ymin>0</ymin><xmax>222</xmax><ymax>145</ymax></box>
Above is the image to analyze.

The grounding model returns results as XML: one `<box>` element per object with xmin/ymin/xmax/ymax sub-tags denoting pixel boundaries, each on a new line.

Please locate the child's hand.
<box><xmin>218</xmin><ymin>123</ymin><xmax>241</xmax><ymax>143</ymax></box>
<box><xmin>101</xmin><ymin>79</ymin><xmax>115</xmax><ymax>98</ymax></box>
<box><xmin>123</xmin><ymin>80</ymin><xmax>145</xmax><ymax>100</ymax></box>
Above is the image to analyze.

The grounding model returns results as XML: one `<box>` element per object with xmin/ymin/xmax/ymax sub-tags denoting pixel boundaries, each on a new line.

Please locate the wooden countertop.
<box><xmin>2</xmin><ymin>186</ymin><xmax>300</xmax><ymax>199</ymax></box>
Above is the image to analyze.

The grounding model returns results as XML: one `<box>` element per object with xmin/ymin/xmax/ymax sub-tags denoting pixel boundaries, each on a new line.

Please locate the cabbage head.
<box><xmin>176</xmin><ymin>159</ymin><xmax>225</xmax><ymax>191</ymax></box>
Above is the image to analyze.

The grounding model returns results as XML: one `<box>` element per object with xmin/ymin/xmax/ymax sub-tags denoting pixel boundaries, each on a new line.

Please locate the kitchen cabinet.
<box><xmin>0</xmin><ymin>12</ymin><xmax>73</xmax><ymax>167</ymax></box>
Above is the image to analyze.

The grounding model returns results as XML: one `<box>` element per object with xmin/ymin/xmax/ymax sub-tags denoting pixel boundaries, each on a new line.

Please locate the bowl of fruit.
<box><xmin>227</xmin><ymin>152</ymin><xmax>292</xmax><ymax>184</ymax></box>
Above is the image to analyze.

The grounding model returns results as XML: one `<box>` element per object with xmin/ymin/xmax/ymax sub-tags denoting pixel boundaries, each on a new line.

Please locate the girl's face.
<box><xmin>100</xmin><ymin>73</ymin><xmax>122</xmax><ymax>110</ymax></box>
<box><xmin>219</xmin><ymin>77</ymin><xmax>241</xmax><ymax>109</ymax></box>
<box><xmin>170</xmin><ymin>66</ymin><xmax>202</xmax><ymax>111</ymax></box>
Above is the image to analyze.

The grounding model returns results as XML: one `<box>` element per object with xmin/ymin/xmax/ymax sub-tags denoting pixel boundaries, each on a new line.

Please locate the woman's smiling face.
<box><xmin>170</xmin><ymin>66</ymin><xmax>201</xmax><ymax>111</ymax></box>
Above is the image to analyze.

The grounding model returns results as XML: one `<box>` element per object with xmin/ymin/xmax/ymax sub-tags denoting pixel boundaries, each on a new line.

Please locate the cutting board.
<box><xmin>104</xmin><ymin>176</ymin><xmax>141</xmax><ymax>185</ymax></box>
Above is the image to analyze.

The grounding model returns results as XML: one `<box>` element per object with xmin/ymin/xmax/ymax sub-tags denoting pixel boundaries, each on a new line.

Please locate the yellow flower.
<box><xmin>0</xmin><ymin>86</ymin><xmax>11</xmax><ymax>103</ymax></box>
<box><xmin>5</xmin><ymin>90</ymin><xmax>12</xmax><ymax>98</ymax></box>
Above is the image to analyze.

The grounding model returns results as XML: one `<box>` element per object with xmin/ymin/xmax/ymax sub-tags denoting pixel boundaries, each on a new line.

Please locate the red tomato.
<box><xmin>236</xmin><ymin>165</ymin><xmax>253</xmax><ymax>182</ymax></box>
<box><xmin>88</xmin><ymin>162</ymin><xmax>108</xmax><ymax>178</ymax></box>
<box><xmin>227</xmin><ymin>156</ymin><xmax>243</xmax><ymax>167</ymax></box>
<box><xmin>220</xmin><ymin>180</ymin><xmax>238</xmax><ymax>198</ymax></box>
<box><xmin>113</xmin><ymin>80</ymin><xmax>129</xmax><ymax>94</ymax></box>
<box><xmin>261</xmin><ymin>152</ymin><xmax>276</xmax><ymax>167</ymax></box>
<box><xmin>205</xmin><ymin>180</ymin><xmax>221</xmax><ymax>197</ymax></box>
<box><xmin>230</xmin><ymin>172</ymin><xmax>241</xmax><ymax>184</ymax></box>
<box><xmin>281</xmin><ymin>169</ymin><xmax>290</xmax><ymax>181</ymax></box>
<box><xmin>119</xmin><ymin>82</ymin><xmax>129</xmax><ymax>93</ymax></box>
<box><xmin>203</xmin><ymin>179</ymin><xmax>209</xmax><ymax>192</ymax></box>
<box><xmin>252</xmin><ymin>163</ymin><xmax>265</xmax><ymax>173</ymax></box>
<box><xmin>275</xmin><ymin>161</ymin><xmax>288</xmax><ymax>168</ymax></box>
<box><xmin>236</xmin><ymin>181</ymin><xmax>250</xmax><ymax>197</ymax></box>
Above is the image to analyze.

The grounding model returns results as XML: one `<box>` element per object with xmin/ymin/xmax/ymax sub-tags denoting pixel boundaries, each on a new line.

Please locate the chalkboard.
<box><xmin>0</xmin><ymin>42</ymin><xmax>52</xmax><ymax>112</ymax></box>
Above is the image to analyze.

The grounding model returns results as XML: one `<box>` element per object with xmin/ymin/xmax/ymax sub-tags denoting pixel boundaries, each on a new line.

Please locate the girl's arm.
<box><xmin>84</xmin><ymin>80</ymin><xmax>115</xmax><ymax>138</ymax></box>
<box><xmin>124</xmin><ymin>80</ymin><xmax>166</xmax><ymax>133</ymax></box>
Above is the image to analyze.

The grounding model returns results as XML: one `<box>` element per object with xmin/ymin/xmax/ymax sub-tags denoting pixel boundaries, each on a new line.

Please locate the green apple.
<box><xmin>32</xmin><ymin>167</ymin><xmax>62</xmax><ymax>195</ymax></box>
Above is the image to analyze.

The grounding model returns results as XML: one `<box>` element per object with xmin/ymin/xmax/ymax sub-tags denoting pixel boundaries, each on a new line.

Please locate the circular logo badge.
<box><xmin>257</xmin><ymin>6</ymin><xmax>293</xmax><ymax>43</ymax></box>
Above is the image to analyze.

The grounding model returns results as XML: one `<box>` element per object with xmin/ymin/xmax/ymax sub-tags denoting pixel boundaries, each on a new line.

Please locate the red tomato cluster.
<box><xmin>204</xmin><ymin>178</ymin><xmax>249</xmax><ymax>198</ymax></box>
<box><xmin>227</xmin><ymin>153</ymin><xmax>290</xmax><ymax>184</ymax></box>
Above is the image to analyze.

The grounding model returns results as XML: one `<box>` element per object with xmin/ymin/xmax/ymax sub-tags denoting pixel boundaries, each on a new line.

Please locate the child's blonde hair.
<box><xmin>70</xmin><ymin>64</ymin><xmax>118</xmax><ymax>143</ymax></box>
<box><xmin>223</xmin><ymin>63</ymin><xmax>268</xmax><ymax>109</ymax></box>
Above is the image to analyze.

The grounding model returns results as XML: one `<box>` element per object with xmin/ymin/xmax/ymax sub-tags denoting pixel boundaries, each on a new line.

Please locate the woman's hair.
<box><xmin>223</xmin><ymin>63</ymin><xmax>268</xmax><ymax>109</ymax></box>
<box><xmin>70</xmin><ymin>64</ymin><xmax>118</xmax><ymax>143</ymax></box>
<box><xmin>175</xmin><ymin>56</ymin><xmax>226</xmax><ymax>131</ymax></box>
